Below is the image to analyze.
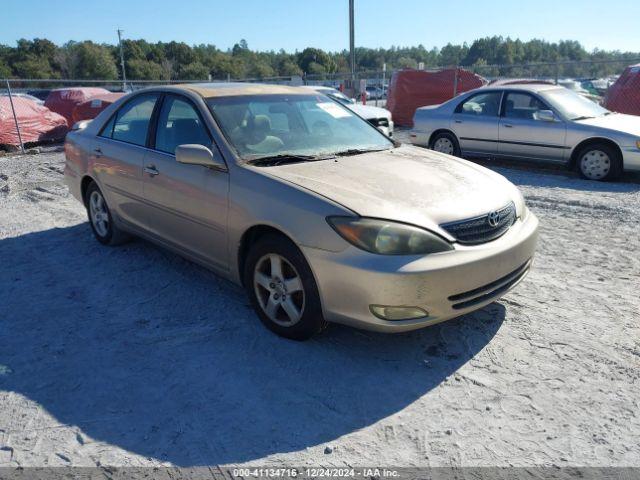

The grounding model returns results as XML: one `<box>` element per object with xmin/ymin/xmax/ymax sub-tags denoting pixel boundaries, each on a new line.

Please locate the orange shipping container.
<box><xmin>604</xmin><ymin>64</ymin><xmax>640</xmax><ymax>116</ymax></box>
<box><xmin>387</xmin><ymin>68</ymin><xmax>486</xmax><ymax>127</ymax></box>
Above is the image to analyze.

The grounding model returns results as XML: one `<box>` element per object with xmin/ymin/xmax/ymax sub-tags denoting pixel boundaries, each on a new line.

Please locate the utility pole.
<box><xmin>349</xmin><ymin>0</ymin><xmax>355</xmax><ymax>82</ymax></box>
<box><xmin>117</xmin><ymin>29</ymin><xmax>127</xmax><ymax>91</ymax></box>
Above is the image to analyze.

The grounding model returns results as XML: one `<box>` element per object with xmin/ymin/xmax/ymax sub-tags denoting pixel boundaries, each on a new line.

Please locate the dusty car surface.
<box><xmin>64</xmin><ymin>83</ymin><xmax>538</xmax><ymax>340</ymax></box>
<box><xmin>410</xmin><ymin>84</ymin><xmax>640</xmax><ymax>181</ymax></box>
<box><xmin>303</xmin><ymin>85</ymin><xmax>394</xmax><ymax>136</ymax></box>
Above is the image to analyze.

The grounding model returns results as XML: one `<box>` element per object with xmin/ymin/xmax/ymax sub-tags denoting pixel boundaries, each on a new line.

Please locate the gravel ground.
<box><xmin>0</xmin><ymin>145</ymin><xmax>639</xmax><ymax>468</ymax></box>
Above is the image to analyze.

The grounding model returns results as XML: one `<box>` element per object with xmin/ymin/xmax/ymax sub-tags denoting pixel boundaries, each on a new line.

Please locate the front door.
<box><xmin>498</xmin><ymin>91</ymin><xmax>567</xmax><ymax>162</ymax></box>
<box><xmin>141</xmin><ymin>94</ymin><xmax>230</xmax><ymax>270</ymax></box>
<box><xmin>451</xmin><ymin>91</ymin><xmax>502</xmax><ymax>156</ymax></box>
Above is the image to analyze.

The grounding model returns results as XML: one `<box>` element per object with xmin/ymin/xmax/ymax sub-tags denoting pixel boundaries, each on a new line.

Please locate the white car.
<box><xmin>304</xmin><ymin>86</ymin><xmax>394</xmax><ymax>136</ymax></box>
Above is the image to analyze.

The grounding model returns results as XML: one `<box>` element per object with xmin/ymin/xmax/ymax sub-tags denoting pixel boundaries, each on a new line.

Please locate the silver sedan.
<box><xmin>65</xmin><ymin>83</ymin><xmax>538</xmax><ymax>340</ymax></box>
<box><xmin>410</xmin><ymin>84</ymin><xmax>640</xmax><ymax>181</ymax></box>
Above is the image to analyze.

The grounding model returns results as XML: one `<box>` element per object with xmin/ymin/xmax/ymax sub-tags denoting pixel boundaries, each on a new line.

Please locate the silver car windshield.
<box><xmin>207</xmin><ymin>94</ymin><xmax>391</xmax><ymax>160</ymax></box>
<box><xmin>540</xmin><ymin>88</ymin><xmax>610</xmax><ymax>120</ymax></box>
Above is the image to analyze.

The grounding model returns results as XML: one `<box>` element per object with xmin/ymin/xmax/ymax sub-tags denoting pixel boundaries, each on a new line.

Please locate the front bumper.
<box><xmin>302</xmin><ymin>210</ymin><xmax>539</xmax><ymax>332</ymax></box>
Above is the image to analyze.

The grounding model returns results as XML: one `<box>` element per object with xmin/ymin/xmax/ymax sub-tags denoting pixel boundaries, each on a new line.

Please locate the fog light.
<box><xmin>369</xmin><ymin>305</ymin><xmax>429</xmax><ymax>321</ymax></box>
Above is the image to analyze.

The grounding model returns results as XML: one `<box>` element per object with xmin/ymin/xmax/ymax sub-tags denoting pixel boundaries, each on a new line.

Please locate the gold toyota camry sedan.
<box><xmin>64</xmin><ymin>83</ymin><xmax>539</xmax><ymax>340</ymax></box>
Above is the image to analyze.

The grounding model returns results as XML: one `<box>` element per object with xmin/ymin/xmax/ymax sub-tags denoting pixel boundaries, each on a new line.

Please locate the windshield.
<box><xmin>540</xmin><ymin>87</ymin><xmax>609</xmax><ymax>120</ymax></box>
<box><xmin>325</xmin><ymin>90</ymin><xmax>354</xmax><ymax>105</ymax></box>
<box><xmin>207</xmin><ymin>93</ymin><xmax>392</xmax><ymax>160</ymax></box>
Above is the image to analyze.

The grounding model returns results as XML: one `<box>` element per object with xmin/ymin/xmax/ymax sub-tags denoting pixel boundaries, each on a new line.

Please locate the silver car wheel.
<box><xmin>433</xmin><ymin>137</ymin><xmax>454</xmax><ymax>155</ymax></box>
<box><xmin>253</xmin><ymin>253</ymin><xmax>305</xmax><ymax>327</ymax></box>
<box><xmin>89</xmin><ymin>190</ymin><xmax>109</xmax><ymax>237</ymax></box>
<box><xmin>580</xmin><ymin>150</ymin><xmax>611</xmax><ymax>180</ymax></box>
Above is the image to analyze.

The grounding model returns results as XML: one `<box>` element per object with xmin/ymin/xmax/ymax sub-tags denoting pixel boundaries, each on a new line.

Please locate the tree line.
<box><xmin>1</xmin><ymin>36</ymin><xmax>639</xmax><ymax>81</ymax></box>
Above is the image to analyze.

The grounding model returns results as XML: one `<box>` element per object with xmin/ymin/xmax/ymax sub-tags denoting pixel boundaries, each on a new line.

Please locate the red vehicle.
<box><xmin>44</xmin><ymin>88</ymin><xmax>111</xmax><ymax>127</ymax></box>
<box><xmin>604</xmin><ymin>64</ymin><xmax>640</xmax><ymax>116</ymax></box>
<box><xmin>387</xmin><ymin>68</ymin><xmax>486</xmax><ymax>127</ymax></box>
<box><xmin>72</xmin><ymin>92</ymin><xmax>125</xmax><ymax>123</ymax></box>
<box><xmin>0</xmin><ymin>96</ymin><xmax>68</xmax><ymax>148</ymax></box>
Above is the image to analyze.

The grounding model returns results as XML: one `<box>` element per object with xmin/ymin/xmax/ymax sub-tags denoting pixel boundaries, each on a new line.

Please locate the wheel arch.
<box><xmin>569</xmin><ymin>137</ymin><xmax>623</xmax><ymax>169</ymax></box>
<box><xmin>80</xmin><ymin>175</ymin><xmax>96</xmax><ymax>206</ymax></box>
<box><xmin>237</xmin><ymin>224</ymin><xmax>298</xmax><ymax>287</ymax></box>
<box><xmin>428</xmin><ymin>129</ymin><xmax>459</xmax><ymax>148</ymax></box>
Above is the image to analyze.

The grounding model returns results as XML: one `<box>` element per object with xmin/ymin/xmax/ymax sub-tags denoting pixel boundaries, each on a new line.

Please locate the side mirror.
<box><xmin>175</xmin><ymin>144</ymin><xmax>226</xmax><ymax>170</ymax></box>
<box><xmin>534</xmin><ymin>110</ymin><xmax>557</xmax><ymax>122</ymax></box>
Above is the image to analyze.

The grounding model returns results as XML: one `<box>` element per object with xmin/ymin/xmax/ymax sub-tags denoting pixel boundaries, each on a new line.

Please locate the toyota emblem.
<box><xmin>487</xmin><ymin>210</ymin><xmax>501</xmax><ymax>227</ymax></box>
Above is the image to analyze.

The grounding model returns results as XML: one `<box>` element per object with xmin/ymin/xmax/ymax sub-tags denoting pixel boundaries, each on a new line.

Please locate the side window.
<box><xmin>101</xmin><ymin>94</ymin><xmax>158</xmax><ymax>146</ymax></box>
<box><xmin>99</xmin><ymin>115</ymin><xmax>116</xmax><ymax>139</ymax></box>
<box><xmin>155</xmin><ymin>96</ymin><xmax>212</xmax><ymax>155</ymax></box>
<box><xmin>503</xmin><ymin>93</ymin><xmax>549</xmax><ymax>120</ymax></box>
<box><xmin>111</xmin><ymin>95</ymin><xmax>158</xmax><ymax>146</ymax></box>
<box><xmin>456</xmin><ymin>92</ymin><xmax>502</xmax><ymax>117</ymax></box>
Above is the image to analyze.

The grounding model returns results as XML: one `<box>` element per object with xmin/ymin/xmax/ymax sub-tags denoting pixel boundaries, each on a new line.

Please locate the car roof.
<box><xmin>173</xmin><ymin>82</ymin><xmax>312</xmax><ymax>98</ymax></box>
<box><xmin>476</xmin><ymin>83</ymin><xmax>562</xmax><ymax>93</ymax></box>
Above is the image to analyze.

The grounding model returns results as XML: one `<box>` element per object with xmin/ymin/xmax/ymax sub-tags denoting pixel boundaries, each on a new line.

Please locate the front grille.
<box><xmin>368</xmin><ymin>117</ymin><xmax>389</xmax><ymax>128</ymax></box>
<box><xmin>440</xmin><ymin>202</ymin><xmax>516</xmax><ymax>245</ymax></box>
<box><xmin>448</xmin><ymin>260</ymin><xmax>531</xmax><ymax>310</ymax></box>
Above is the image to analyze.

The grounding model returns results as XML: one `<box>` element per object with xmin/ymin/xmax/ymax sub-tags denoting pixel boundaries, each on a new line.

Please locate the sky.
<box><xmin>3</xmin><ymin>0</ymin><xmax>640</xmax><ymax>53</ymax></box>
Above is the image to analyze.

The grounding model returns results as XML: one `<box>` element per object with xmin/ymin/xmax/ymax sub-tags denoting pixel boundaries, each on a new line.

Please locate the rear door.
<box><xmin>92</xmin><ymin>93</ymin><xmax>159</xmax><ymax>229</ymax></box>
<box><xmin>451</xmin><ymin>91</ymin><xmax>502</xmax><ymax>156</ymax></box>
<box><xmin>140</xmin><ymin>94</ymin><xmax>230</xmax><ymax>270</ymax></box>
<box><xmin>498</xmin><ymin>91</ymin><xmax>567</xmax><ymax>162</ymax></box>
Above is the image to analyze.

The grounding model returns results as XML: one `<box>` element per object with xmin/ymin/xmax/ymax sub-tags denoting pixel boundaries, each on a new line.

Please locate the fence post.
<box><xmin>5</xmin><ymin>79</ymin><xmax>25</xmax><ymax>154</ymax></box>
<box><xmin>554</xmin><ymin>62</ymin><xmax>559</xmax><ymax>85</ymax></box>
<box><xmin>453</xmin><ymin>66</ymin><xmax>459</xmax><ymax>97</ymax></box>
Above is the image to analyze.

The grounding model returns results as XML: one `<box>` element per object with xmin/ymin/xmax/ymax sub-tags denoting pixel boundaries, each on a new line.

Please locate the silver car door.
<box><xmin>141</xmin><ymin>94</ymin><xmax>230</xmax><ymax>271</ymax></box>
<box><xmin>498</xmin><ymin>92</ymin><xmax>567</xmax><ymax>162</ymax></box>
<box><xmin>451</xmin><ymin>91</ymin><xmax>502</xmax><ymax>156</ymax></box>
<box><xmin>92</xmin><ymin>93</ymin><xmax>160</xmax><ymax>229</ymax></box>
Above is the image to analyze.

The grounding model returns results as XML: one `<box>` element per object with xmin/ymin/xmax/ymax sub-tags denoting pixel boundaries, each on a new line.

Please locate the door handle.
<box><xmin>93</xmin><ymin>147</ymin><xmax>102</xmax><ymax>157</ymax></box>
<box><xmin>504</xmin><ymin>124</ymin><xmax>513</xmax><ymax>128</ymax></box>
<box><xmin>454</xmin><ymin>119</ymin><xmax>463</xmax><ymax>124</ymax></box>
<box><xmin>144</xmin><ymin>165</ymin><xmax>159</xmax><ymax>176</ymax></box>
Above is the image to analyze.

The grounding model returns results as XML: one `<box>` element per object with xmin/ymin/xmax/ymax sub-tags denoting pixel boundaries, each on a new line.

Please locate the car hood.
<box><xmin>576</xmin><ymin>113</ymin><xmax>640</xmax><ymax>137</ymax></box>
<box><xmin>348</xmin><ymin>103</ymin><xmax>392</xmax><ymax>120</ymax></box>
<box><xmin>259</xmin><ymin>145</ymin><xmax>519</xmax><ymax>234</ymax></box>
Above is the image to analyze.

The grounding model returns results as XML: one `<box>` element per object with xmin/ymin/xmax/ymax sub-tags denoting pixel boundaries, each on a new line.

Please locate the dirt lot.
<box><xmin>0</xmin><ymin>146</ymin><xmax>639</xmax><ymax>468</ymax></box>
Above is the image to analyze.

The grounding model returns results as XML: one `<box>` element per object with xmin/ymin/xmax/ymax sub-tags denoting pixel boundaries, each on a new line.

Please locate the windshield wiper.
<box><xmin>333</xmin><ymin>147</ymin><xmax>391</xmax><ymax>157</ymax></box>
<box><xmin>245</xmin><ymin>153</ymin><xmax>334</xmax><ymax>166</ymax></box>
<box><xmin>571</xmin><ymin>115</ymin><xmax>596</xmax><ymax>121</ymax></box>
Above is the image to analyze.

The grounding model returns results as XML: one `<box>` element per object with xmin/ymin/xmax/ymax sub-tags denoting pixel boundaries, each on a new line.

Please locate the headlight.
<box><xmin>636</xmin><ymin>140</ymin><xmax>640</xmax><ymax>149</ymax></box>
<box><xmin>327</xmin><ymin>216</ymin><xmax>453</xmax><ymax>255</ymax></box>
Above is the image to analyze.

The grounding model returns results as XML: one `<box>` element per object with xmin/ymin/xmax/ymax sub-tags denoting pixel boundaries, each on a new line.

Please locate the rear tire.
<box><xmin>85</xmin><ymin>181</ymin><xmax>130</xmax><ymax>246</ymax></box>
<box><xmin>430</xmin><ymin>131</ymin><xmax>461</xmax><ymax>157</ymax></box>
<box><xmin>243</xmin><ymin>234</ymin><xmax>327</xmax><ymax>340</ymax></box>
<box><xmin>575</xmin><ymin>143</ymin><xmax>622</xmax><ymax>181</ymax></box>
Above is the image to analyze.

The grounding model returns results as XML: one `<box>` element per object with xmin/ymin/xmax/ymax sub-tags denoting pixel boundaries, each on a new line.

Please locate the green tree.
<box><xmin>68</xmin><ymin>41</ymin><xmax>118</xmax><ymax>79</ymax></box>
<box><xmin>179</xmin><ymin>61</ymin><xmax>209</xmax><ymax>80</ymax></box>
<box><xmin>298</xmin><ymin>47</ymin><xmax>336</xmax><ymax>74</ymax></box>
<box><xmin>127</xmin><ymin>58</ymin><xmax>168</xmax><ymax>80</ymax></box>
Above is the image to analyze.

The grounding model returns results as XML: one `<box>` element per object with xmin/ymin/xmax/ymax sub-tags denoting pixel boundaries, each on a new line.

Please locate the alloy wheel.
<box><xmin>253</xmin><ymin>253</ymin><xmax>305</xmax><ymax>327</ymax></box>
<box><xmin>580</xmin><ymin>150</ymin><xmax>611</xmax><ymax>180</ymax></box>
<box><xmin>433</xmin><ymin>137</ymin><xmax>454</xmax><ymax>155</ymax></box>
<box><xmin>89</xmin><ymin>190</ymin><xmax>109</xmax><ymax>237</ymax></box>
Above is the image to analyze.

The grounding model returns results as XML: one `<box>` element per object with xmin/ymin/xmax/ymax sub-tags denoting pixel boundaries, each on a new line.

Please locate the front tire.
<box><xmin>430</xmin><ymin>131</ymin><xmax>461</xmax><ymax>157</ymax></box>
<box><xmin>576</xmin><ymin>143</ymin><xmax>622</xmax><ymax>181</ymax></box>
<box><xmin>85</xmin><ymin>181</ymin><xmax>130</xmax><ymax>246</ymax></box>
<box><xmin>243</xmin><ymin>234</ymin><xmax>327</xmax><ymax>340</ymax></box>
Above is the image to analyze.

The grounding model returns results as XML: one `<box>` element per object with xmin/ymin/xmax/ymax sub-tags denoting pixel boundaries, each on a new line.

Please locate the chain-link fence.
<box><xmin>2</xmin><ymin>58</ymin><xmax>639</xmax><ymax>153</ymax></box>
